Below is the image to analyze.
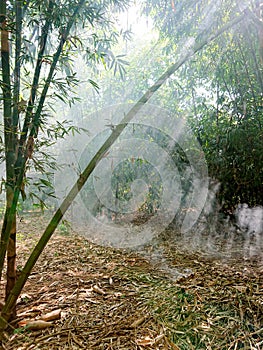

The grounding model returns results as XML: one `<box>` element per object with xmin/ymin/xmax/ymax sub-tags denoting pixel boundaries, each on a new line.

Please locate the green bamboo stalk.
<box><xmin>0</xmin><ymin>9</ymin><xmax>246</xmax><ymax>331</ymax></box>
<box><xmin>4</xmin><ymin>0</ymin><xmax>23</xmax><ymax>310</ymax></box>
<box><xmin>0</xmin><ymin>0</ymin><xmax>15</xmax><ymax>284</ymax></box>
<box><xmin>0</xmin><ymin>0</ymin><xmax>52</xmax><ymax>283</ymax></box>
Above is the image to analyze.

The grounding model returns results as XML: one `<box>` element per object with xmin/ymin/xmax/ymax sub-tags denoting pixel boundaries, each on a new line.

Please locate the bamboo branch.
<box><xmin>12</xmin><ymin>0</ymin><xmax>23</xmax><ymax>130</ymax></box>
<box><xmin>18</xmin><ymin>0</ymin><xmax>54</xmax><ymax>150</ymax></box>
<box><xmin>29</xmin><ymin>0</ymin><xmax>86</xmax><ymax>138</ymax></box>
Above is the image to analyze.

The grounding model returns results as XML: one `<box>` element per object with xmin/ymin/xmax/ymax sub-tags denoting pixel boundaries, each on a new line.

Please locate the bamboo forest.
<box><xmin>0</xmin><ymin>1</ymin><xmax>262</xmax><ymax>349</ymax></box>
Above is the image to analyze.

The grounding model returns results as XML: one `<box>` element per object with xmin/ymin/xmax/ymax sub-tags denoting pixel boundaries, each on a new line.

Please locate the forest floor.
<box><xmin>0</xmin><ymin>213</ymin><xmax>262</xmax><ymax>350</ymax></box>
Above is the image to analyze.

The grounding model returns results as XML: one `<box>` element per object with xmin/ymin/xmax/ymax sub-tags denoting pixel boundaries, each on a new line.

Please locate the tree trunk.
<box><xmin>5</xmin><ymin>217</ymin><xmax>16</xmax><ymax>320</ymax></box>
<box><xmin>0</xmin><ymin>0</ymin><xmax>17</xmax><ymax>295</ymax></box>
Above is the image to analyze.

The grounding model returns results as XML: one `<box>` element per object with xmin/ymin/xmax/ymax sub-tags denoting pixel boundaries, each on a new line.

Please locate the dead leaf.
<box><xmin>154</xmin><ymin>334</ymin><xmax>165</xmax><ymax>343</ymax></box>
<box><xmin>233</xmin><ymin>285</ymin><xmax>247</xmax><ymax>293</ymax></box>
<box><xmin>167</xmin><ymin>341</ymin><xmax>181</xmax><ymax>350</ymax></box>
<box><xmin>86</xmin><ymin>298</ymin><xmax>100</xmax><ymax>304</ymax></box>
<box><xmin>136</xmin><ymin>336</ymin><xmax>153</xmax><ymax>346</ymax></box>
<box><xmin>39</xmin><ymin>286</ymin><xmax>49</xmax><ymax>293</ymax></box>
<box><xmin>136</xmin><ymin>333</ymin><xmax>165</xmax><ymax>346</ymax></box>
<box><xmin>130</xmin><ymin>315</ymin><xmax>147</xmax><ymax>328</ymax></box>
<box><xmin>18</xmin><ymin>320</ymin><xmax>53</xmax><ymax>331</ymax></box>
<box><xmin>40</xmin><ymin>309</ymin><xmax>61</xmax><ymax>321</ymax></box>
<box><xmin>26</xmin><ymin>136</ymin><xmax>34</xmax><ymax>159</ymax></box>
<box><xmin>92</xmin><ymin>285</ymin><xmax>106</xmax><ymax>295</ymax></box>
<box><xmin>17</xmin><ymin>308</ymin><xmax>41</xmax><ymax>318</ymax></box>
<box><xmin>17</xmin><ymin>293</ymin><xmax>31</xmax><ymax>304</ymax></box>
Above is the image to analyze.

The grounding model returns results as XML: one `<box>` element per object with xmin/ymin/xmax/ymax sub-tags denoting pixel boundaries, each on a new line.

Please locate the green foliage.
<box><xmin>58</xmin><ymin>219</ymin><xmax>71</xmax><ymax>235</ymax></box>
<box><xmin>111</xmin><ymin>157</ymin><xmax>163</xmax><ymax>214</ymax></box>
<box><xmin>140</xmin><ymin>0</ymin><xmax>263</xmax><ymax>210</ymax></box>
<box><xmin>0</xmin><ymin>0</ymin><xmax>133</xmax><ymax>208</ymax></box>
<box><xmin>75</xmin><ymin>0</ymin><xmax>263</xmax><ymax>211</ymax></box>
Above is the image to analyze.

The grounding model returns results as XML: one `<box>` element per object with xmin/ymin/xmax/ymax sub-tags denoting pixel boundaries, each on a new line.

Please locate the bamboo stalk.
<box><xmin>0</xmin><ymin>0</ymin><xmax>14</xmax><ymax>284</ymax></box>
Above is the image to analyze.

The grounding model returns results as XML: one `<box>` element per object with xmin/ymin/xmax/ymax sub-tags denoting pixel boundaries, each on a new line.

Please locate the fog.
<box><xmin>52</xmin><ymin>1</ymin><xmax>263</xmax><ymax>271</ymax></box>
<box><xmin>54</xmin><ymin>103</ymin><xmax>209</xmax><ymax>249</ymax></box>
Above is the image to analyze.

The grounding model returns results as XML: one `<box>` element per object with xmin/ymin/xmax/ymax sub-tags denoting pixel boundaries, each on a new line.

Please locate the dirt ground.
<box><xmin>0</xmin><ymin>213</ymin><xmax>262</xmax><ymax>349</ymax></box>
